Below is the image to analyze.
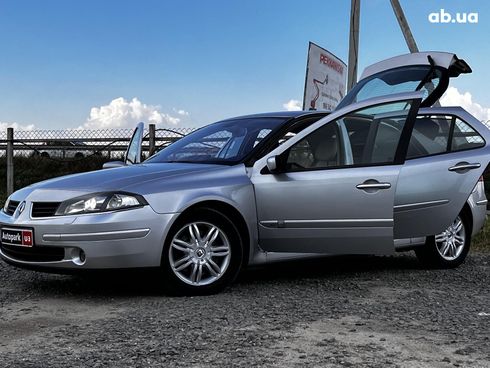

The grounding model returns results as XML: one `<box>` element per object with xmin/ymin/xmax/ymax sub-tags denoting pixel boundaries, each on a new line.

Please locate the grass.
<box><xmin>472</xmin><ymin>220</ymin><xmax>490</xmax><ymax>251</ymax></box>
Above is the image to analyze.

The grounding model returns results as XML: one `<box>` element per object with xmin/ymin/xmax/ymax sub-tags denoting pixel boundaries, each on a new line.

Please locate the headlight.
<box><xmin>55</xmin><ymin>192</ymin><xmax>147</xmax><ymax>216</ymax></box>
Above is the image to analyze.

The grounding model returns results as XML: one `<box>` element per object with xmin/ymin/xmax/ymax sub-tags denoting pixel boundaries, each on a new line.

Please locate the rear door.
<box><xmin>394</xmin><ymin>109</ymin><xmax>490</xmax><ymax>238</ymax></box>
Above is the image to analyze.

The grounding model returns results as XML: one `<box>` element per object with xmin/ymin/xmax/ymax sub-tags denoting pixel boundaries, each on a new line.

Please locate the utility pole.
<box><xmin>390</xmin><ymin>0</ymin><xmax>440</xmax><ymax>105</ymax></box>
<box><xmin>347</xmin><ymin>0</ymin><xmax>360</xmax><ymax>91</ymax></box>
<box><xmin>390</xmin><ymin>0</ymin><xmax>419</xmax><ymax>53</ymax></box>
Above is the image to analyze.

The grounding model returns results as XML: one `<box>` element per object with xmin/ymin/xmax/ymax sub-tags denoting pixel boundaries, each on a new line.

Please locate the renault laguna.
<box><xmin>1</xmin><ymin>52</ymin><xmax>488</xmax><ymax>294</ymax></box>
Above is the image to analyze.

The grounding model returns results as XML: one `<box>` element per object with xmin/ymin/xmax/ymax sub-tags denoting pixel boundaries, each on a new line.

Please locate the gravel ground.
<box><xmin>0</xmin><ymin>252</ymin><xmax>489</xmax><ymax>368</ymax></box>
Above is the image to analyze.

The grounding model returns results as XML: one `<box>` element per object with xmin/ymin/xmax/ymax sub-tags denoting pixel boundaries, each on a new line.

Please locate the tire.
<box><xmin>161</xmin><ymin>208</ymin><xmax>243</xmax><ymax>295</ymax></box>
<box><xmin>415</xmin><ymin>212</ymin><xmax>471</xmax><ymax>269</ymax></box>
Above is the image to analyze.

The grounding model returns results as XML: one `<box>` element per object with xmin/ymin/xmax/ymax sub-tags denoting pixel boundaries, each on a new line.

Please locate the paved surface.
<box><xmin>0</xmin><ymin>252</ymin><xmax>489</xmax><ymax>368</ymax></box>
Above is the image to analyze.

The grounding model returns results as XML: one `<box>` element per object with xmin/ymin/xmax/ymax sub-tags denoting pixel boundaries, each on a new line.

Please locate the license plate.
<box><xmin>1</xmin><ymin>227</ymin><xmax>34</xmax><ymax>247</ymax></box>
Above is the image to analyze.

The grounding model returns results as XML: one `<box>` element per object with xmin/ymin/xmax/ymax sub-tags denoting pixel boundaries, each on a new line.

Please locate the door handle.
<box><xmin>356</xmin><ymin>182</ymin><xmax>391</xmax><ymax>190</ymax></box>
<box><xmin>448</xmin><ymin>162</ymin><xmax>481</xmax><ymax>172</ymax></box>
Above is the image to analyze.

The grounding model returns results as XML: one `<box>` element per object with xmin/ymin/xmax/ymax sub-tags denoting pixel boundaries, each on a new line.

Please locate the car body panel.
<box><xmin>0</xmin><ymin>204</ymin><xmax>176</xmax><ymax>269</ymax></box>
<box><xmin>26</xmin><ymin>163</ymin><xmax>226</xmax><ymax>192</ymax></box>
<box><xmin>360</xmin><ymin>52</ymin><xmax>471</xmax><ymax>80</ymax></box>
<box><xmin>253</xmin><ymin>164</ymin><xmax>399</xmax><ymax>254</ymax></box>
<box><xmin>468</xmin><ymin>180</ymin><xmax>487</xmax><ymax>236</ymax></box>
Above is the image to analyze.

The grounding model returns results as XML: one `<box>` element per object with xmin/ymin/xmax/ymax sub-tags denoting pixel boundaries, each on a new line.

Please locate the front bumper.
<box><xmin>0</xmin><ymin>205</ymin><xmax>178</xmax><ymax>270</ymax></box>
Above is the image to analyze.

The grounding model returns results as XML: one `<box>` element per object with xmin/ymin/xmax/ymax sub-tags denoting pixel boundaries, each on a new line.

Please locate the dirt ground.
<box><xmin>0</xmin><ymin>252</ymin><xmax>489</xmax><ymax>367</ymax></box>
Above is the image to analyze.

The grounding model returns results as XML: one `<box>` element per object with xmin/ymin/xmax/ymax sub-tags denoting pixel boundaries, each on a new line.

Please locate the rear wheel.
<box><xmin>161</xmin><ymin>208</ymin><xmax>243</xmax><ymax>295</ymax></box>
<box><xmin>415</xmin><ymin>214</ymin><xmax>471</xmax><ymax>268</ymax></box>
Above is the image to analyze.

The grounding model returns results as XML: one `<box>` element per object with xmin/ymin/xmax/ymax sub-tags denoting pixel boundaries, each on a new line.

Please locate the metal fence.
<box><xmin>0</xmin><ymin>124</ymin><xmax>195</xmax><ymax>195</ymax></box>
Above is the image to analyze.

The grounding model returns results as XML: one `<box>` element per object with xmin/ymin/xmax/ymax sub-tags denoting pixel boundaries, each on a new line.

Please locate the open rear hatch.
<box><xmin>336</xmin><ymin>52</ymin><xmax>471</xmax><ymax>110</ymax></box>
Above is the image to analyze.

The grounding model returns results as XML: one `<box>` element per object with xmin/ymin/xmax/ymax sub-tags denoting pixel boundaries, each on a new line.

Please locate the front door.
<box><xmin>251</xmin><ymin>94</ymin><xmax>422</xmax><ymax>254</ymax></box>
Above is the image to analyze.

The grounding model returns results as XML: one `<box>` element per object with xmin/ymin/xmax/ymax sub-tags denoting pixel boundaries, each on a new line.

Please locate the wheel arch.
<box><xmin>173</xmin><ymin>200</ymin><xmax>252</xmax><ymax>265</ymax></box>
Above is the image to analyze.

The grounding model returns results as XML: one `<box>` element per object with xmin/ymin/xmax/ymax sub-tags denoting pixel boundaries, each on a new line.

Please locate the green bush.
<box><xmin>0</xmin><ymin>156</ymin><xmax>114</xmax><ymax>203</ymax></box>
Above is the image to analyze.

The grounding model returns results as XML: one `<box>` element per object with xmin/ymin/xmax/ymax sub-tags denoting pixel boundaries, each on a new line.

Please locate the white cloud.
<box><xmin>174</xmin><ymin>108</ymin><xmax>190</xmax><ymax>116</ymax></box>
<box><xmin>0</xmin><ymin>121</ymin><xmax>35</xmax><ymax>131</ymax></box>
<box><xmin>440</xmin><ymin>87</ymin><xmax>490</xmax><ymax>122</ymax></box>
<box><xmin>82</xmin><ymin>97</ymin><xmax>182</xmax><ymax>129</ymax></box>
<box><xmin>282</xmin><ymin>99</ymin><xmax>302</xmax><ymax>111</ymax></box>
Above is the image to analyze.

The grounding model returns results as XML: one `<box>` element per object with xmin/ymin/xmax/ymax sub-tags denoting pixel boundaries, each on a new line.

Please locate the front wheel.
<box><xmin>415</xmin><ymin>214</ymin><xmax>471</xmax><ymax>268</ymax></box>
<box><xmin>161</xmin><ymin>208</ymin><xmax>243</xmax><ymax>295</ymax></box>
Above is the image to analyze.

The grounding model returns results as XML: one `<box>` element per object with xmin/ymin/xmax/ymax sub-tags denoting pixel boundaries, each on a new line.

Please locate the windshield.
<box><xmin>336</xmin><ymin>65</ymin><xmax>444</xmax><ymax>110</ymax></box>
<box><xmin>146</xmin><ymin>117</ymin><xmax>287</xmax><ymax>165</ymax></box>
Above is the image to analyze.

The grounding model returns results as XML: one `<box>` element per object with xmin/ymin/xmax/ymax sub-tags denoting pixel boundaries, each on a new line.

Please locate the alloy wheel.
<box><xmin>435</xmin><ymin>216</ymin><xmax>466</xmax><ymax>261</ymax></box>
<box><xmin>169</xmin><ymin>222</ymin><xmax>231</xmax><ymax>286</ymax></box>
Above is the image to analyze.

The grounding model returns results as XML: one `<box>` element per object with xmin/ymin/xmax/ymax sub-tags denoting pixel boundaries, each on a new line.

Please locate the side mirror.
<box><xmin>266</xmin><ymin>156</ymin><xmax>282</xmax><ymax>174</ymax></box>
<box><xmin>103</xmin><ymin>161</ymin><xmax>126</xmax><ymax>169</ymax></box>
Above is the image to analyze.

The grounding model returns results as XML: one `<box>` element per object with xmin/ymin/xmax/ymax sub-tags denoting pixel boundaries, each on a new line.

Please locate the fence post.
<box><xmin>149</xmin><ymin>124</ymin><xmax>156</xmax><ymax>156</ymax></box>
<box><xmin>6</xmin><ymin>127</ymin><xmax>14</xmax><ymax>196</ymax></box>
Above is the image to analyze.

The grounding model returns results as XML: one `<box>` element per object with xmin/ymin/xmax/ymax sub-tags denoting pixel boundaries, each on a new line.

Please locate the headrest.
<box><xmin>314</xmin><ymin>136</ymin><xmax>338</xmax><ymax>162</ymax></box>
<box><xmin>415</xmin><ymin>117</ymin><xmax>440</xmax><ymax>140</ymax></box>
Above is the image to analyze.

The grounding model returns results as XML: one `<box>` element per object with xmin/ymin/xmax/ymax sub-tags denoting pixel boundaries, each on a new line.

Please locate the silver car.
<box><xmin>1</xmin><ymin>52</ymin><xmax>488</xmax><ymax>295</ymax></box>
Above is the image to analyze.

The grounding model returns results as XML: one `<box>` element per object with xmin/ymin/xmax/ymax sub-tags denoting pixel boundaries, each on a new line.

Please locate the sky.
<box><xmin>0</xmin><ymin>0</ymin><xmax>489</xmax><ymax>131</ymax></box>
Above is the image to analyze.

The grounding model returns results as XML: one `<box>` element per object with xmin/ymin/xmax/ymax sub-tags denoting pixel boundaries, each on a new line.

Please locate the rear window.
<box><xmin>451</xmin><ymin>119</ymin><xmax>485</xmax><ymax>151</ymax></box>
<box><xmin>337</xmin><ymin>66</ymin><xmax>443</xmax><ymax>110</ymax></box>
<box><xmin>407</xmin><ymin>115</ymin><xmax>485</xmax><ymax>159</ymax></box>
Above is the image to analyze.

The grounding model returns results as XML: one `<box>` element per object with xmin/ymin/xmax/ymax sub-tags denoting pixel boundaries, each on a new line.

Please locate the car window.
<box><xmin>286</xmin><ymin>122</ymin><xmax>340</xmax><ymax>170</ymax></box>
<box><xmin>407</xmin><ymin>116</ymin><xmax>452</xmax><ymax>159</ymax></box>
<box><xmin>284</xmin><ymin>100</ymin><xmax>415</xmax><ymax>172</ymax></box>
<box><xmin>406</xmin><ymin>115</ymin><xmax>485</xmax><ymax>159</ymax></box>
<box><xmin>258</xmin><ymin>116</ymin><xmax>326</xmax><ymax>159</ymax></box>
<box><xmin>451</xmin><ymin>119</ymin><xmax>485</xmax><ymax>151</ymax></box>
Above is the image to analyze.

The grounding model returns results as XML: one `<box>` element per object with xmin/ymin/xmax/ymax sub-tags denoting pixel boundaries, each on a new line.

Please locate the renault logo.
<box><xmin>17</xmin><ymin>201</ymin><xmax>26</xmax><ymax>214</ymax></box>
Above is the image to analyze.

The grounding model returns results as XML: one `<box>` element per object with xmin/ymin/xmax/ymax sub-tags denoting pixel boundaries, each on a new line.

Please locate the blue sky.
<box><xmin>0</xmin><ymin>0</ymin><xmax>489</xmax><ymax>129</ymax></box>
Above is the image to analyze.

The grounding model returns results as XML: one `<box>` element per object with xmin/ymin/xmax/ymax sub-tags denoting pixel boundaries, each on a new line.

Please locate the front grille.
<box><xmin>4</xmin><ymin>200</ymin><xmax>20</xmax><ymax>216</ymax></box>
<box><xmin>31</xmin><ymin>202</ymin><xmax>61</xmax><ymax>218</ymax></box>
<box><xmin>1</xmin><ymin>243</ymin><xmax>65</xmax><ymax>262</ymax></box>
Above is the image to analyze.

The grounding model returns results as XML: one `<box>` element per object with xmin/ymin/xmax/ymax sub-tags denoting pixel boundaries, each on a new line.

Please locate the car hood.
<box><xmin>28</xmin><ymin>163</ymin><xmax>228</xmax><ymax>192</ymax></box>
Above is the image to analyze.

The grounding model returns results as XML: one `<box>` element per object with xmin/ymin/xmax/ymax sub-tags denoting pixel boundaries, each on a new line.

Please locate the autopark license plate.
<box><xmin>1</xmin><ymin>227</ymin><xmax>34</xmax><ymax>247</ymax></box>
